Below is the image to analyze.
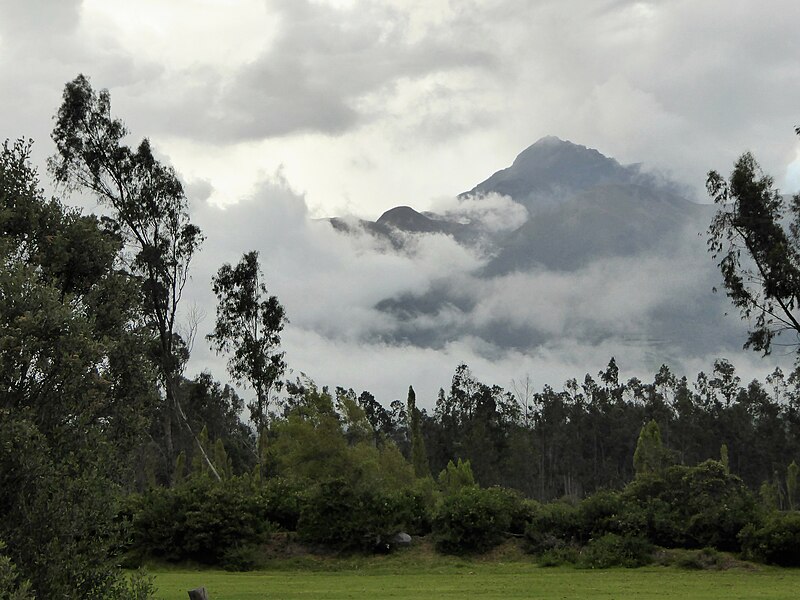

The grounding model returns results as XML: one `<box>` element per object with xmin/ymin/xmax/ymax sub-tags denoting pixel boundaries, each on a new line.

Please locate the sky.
<box><xmin>2</xmin><ymin>0</ymin><xmax>800</xmax><ymax>408</ymax></box>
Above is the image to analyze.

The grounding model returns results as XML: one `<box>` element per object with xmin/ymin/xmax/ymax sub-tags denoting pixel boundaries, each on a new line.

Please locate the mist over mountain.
<box><xmin>326</xmin><ymin>136</ymin><xmax>743</xmax><ymax>367</ymax></box>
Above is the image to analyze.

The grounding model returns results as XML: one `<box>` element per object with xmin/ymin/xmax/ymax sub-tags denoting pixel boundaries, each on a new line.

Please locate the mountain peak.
<box><xmin>462</xmin><ymin>136</ymin><xmax>635</xmax><ymax>210</ymax></box>
<box><xmin>511</xmin><ymin>137</ymin><xmax>615</xmax><ymax>169</ymax></box>
<box><xmin>377</xmin><ymin>206</ymin><xmax>442</xmax><ymax>233</ymax></box>
<box><xmin>530</xmin><ymin>134</ymin><xmax>566</xmax><ymax>145</ymax></box>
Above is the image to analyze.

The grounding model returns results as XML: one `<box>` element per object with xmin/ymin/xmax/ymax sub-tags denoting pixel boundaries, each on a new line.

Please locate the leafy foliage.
<box><xmin>49</xmin><ymin>74</ymin><xmax>212</xmax><ymax>481</ymax></box>
<box><xmin>208</xmin><ymin>251</ymin><xmax>286</xmax><ymax>433</ymax></box>
<box><xmin>126</xmin><ymin>476</ymin><xmax>275</xmax><ymax>568</ymax></box>
<box><xmin>633</xmin><ymin>420</ymin><xmax>672</xmax><ymax>476</ymax></box>
<box><xmin>623</xmin><ymin>460</ymin><xmax>760</xmax><ymax>551</ymax></box>
<box><xmin>524</xmin><ymin>501</ymin><xmax>580</xmax><ymax>553</ymax></box>
<box><xmin>297</xmin><ymin>479</ymin><xmax>397</xmax><ymax>552</ymax></box>
<box><xmin>0</xmin><ymin>541</ymin><xmax>32</xmax><ymax>600</ymax></box>
<box><xmin>740</xmin><ymin>511</ymin><xmax>800</xmax><ymax>566</ymax></box>
<box><xmin>432</xmin><ymin>487</ymin><xmax>520</xmax><ymax>554</ymax></box>
<box><xmin>437</xmin><ymin>458</ymin><xmax>476</xmax><ymax>495</ymax></box>
<box><xmin>707</xmin><ymin>149</ymin><xmax>800</xmax><ymax>354</ymax></box>
<box><xmin>0</xmin><ymin>137</ymin><xmax>157</xmax><ymax>599</ymax></box>
<box><xmin>407</xmin><ymin>386</ymin><xmax>430</xmax><ymax>478</ymax></box>
<box><xmin>577</xmin><ymin>533</ymin><xmax>653</xmax><ymax>568</ymax></box>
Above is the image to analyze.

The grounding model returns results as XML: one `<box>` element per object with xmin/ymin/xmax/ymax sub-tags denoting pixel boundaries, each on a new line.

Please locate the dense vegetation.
<box><xmin>1</xmin><ymin>75</ymin><xmax>799</xmax><ymax>597</ymax></box>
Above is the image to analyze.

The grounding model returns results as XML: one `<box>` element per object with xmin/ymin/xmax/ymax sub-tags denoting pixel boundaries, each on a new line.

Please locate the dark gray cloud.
<box><xmin>126</xmin><ymin>0</ymin><xmax>495</xmax><ymax>142</ymax></box>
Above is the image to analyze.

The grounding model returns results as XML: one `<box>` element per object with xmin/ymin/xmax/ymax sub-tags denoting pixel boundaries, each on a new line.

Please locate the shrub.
<box><xmin>622</xmin><ymin>461</ymin><xmax>759</xmax><ymax>551</ymax></box>
<box><xmin>128</xmin><ymin>476</ymin><xmax>275</xmax><ymax>566</ymax></box>
<box><xmin>524</xmin><ymin>501</ymin><xmax>579</xmax><ymax>553</ymax></box>
<box><xmin>261</xmin><ymin>477</ymin><xmax>303</xmax><ymax>531</ymax></box>
<box><xmin>432</xmin><ymin>487</ymin><xmax>516</xmax><ymax>554</ymax></box>
<box><xmin>739</xmin><ymin>512</ymin><xmax>800</xmax><ymax>566</ymax></box>
<box><xmin>220</xmin><ymin>544</ymin><xmax>260</xmax><ymax>572</ymax></box>
<box><xmin>576</xmin><ymin>490</ymin><xmax>633</xmax><ymax>541</ymax></box>
<box><xmin>577</xmin><ymin>533</ymin><xmax>653</xmax><ymax>569</ymax></box>
<box><xmin>437</xmin><ymin>459</ymin><xmax>476</xmax><ymax>495</ymax></box>
<box><xmin>386</xmin><ymin>487</ymin><xmax>434</xmax><ymax>536</ymax></box>
<box><xmin>538</xmin><ymin>544</ymin><xmax>580</xmax><ymax>567</ymax></box>
<box><xmin>297</xmin><ymin>479</ymin><xmax>398</xmax><ymax>552</ymax></box>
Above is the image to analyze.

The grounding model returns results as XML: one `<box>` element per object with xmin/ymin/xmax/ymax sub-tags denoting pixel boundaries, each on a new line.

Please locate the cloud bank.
<box><xmin>2</xmin><ymin>0</ymin><xmax>797</xmax><ymax>408</ymax></box>
<box><xmin>184</xmin><ymin>175</ymin><xmax>785</xmax><ymax>409</ymax></box>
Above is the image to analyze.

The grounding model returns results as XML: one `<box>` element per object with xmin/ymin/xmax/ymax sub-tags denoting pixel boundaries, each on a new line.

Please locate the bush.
<box><xmin>297</xmin><ymin>479</ymin><xmax>398</xmax><ymax>552</ymax></box>
<box><xmin>261</xmin><ymin>477</ymin><xmax>303</xmax><ymax>531</ymax></box>
<box><xmin>577</xmin><ymin>533</ymin><xmax>653</xmax><ymax>569</ymax></box>
<box><xmin>220</xmin><ymin>544</ymin><xmax>260</xmax><ymax>572</ymax></box>
<box><xmin>386</xmin><ymin>487</ymin><xmax>435</xmax><ymax>536</ymax></box>
<box><xmin>623</xmin><ymin>461</ymin><xmax>759</xmax><ymax>551</ymax></box>
<box><xmin>127</xmin><ymin>476</ymin><xmax>275</xmax><ymax>566</ymax></box>
<box><xmin>576</xmin><ymin>490</ymin><xmax>636</xmax><ymax>541</ymax></box>
<box><xmin>523</xmin><ymin>501</ymin><xmax>579</xmax><ymax>553</ymax></box>
<box><xmin>740</xmin><ymin>512</ymin><xmax>800</xmax><ymax>566</ymax></box>
<box><xmin>0</xmin><ymin>415</ymin><xmax>142</xmax><ymax>598</ymax></box>
<box><xmin>538</xmin><ymin>544</ymin><xmax>580</xmax><ymax>567</ymax></box>
<box><xmin>432</xmin><ymin>487</ymin><xmax>516</xmax><ymax>554</ymax></box>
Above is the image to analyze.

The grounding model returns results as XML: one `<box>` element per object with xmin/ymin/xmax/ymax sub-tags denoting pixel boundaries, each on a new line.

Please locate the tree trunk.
<box><xmin>168</xmin><ymin>376</ymin><xmax>223</xmax><ymax>482</ymax></box>
<box><xmin>188</xmin><ymin>587</ymin><xmax>209</xmax><ymax>600</ymax></box>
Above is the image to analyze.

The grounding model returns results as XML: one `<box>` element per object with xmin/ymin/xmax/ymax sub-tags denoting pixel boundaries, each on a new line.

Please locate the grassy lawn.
<box><xmin>151</xmin><ymin>562</ymin><xmax>800</xmax><ymax>600</ymax></box>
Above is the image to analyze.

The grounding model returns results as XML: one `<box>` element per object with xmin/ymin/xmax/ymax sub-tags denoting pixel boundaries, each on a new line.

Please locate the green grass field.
<box><xmin>151</xmin><ymin>561</ymin><xmax>800</xmax><ymax>600</ymax></box>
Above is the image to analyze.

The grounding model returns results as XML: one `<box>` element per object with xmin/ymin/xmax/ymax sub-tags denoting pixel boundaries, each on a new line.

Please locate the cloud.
<box><xmin>113</xmin><ymin>0</ymin><xmax>496</xmax><ymax>143</ymax></box>
<box><xmin>431</xmin><ymin>192</ymin><xmax>529</xmax><ymax>233</ymax></box>
<box><xmin>4</xmin><ymin>0</ymin><xmax>799</xmax><ymax>410</ymax></box>
<box><xmin>182</xmin><ymin>173</ymin><xmax>783</xmax><ymax>410</ymax></box>
<box><xmin>0</xmin><ymin>0</ymin><xmax>81</xmax><ymax>38</ymax></box>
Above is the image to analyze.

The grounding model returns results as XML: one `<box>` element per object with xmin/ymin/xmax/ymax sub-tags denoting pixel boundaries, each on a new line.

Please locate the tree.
<box><xmin>0</xmin><ymin>139</ymin><xmax>156</xmax><ymax>598</ymax></box>
<box><xmin>788</xmin><ymin>460</ymin><xmax>799</xmax><ymax>510</ymax></box>
<box><xmin>633</xmin><ymin>420</ymin><xmax>671</xmax><ymax>477</ymax></box>
<box><xmin>437</xmin><ymin>458</ymin><xmax>476</xmax><ymax>495</ymax></box>
<box><xmin>707</xmin><ymin>134</ymin><xmax>800</xmax><ymax>355</ymax></box>
<box><xmin>407</xmin><ymin>386</ymin><xmax>430</xmax><ymax>478</ymax></box>
<box><xmin>208</xmin><ymin>251</ymin><xmax>286</xmax><ymax>435</ymax></box>
<box><xmin>48</xmin><ymin>74</ymin><xmax>218</xmax><ymax>481</ymax></box>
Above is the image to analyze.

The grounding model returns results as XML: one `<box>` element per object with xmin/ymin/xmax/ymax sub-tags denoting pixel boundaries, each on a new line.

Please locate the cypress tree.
<box><xmin>787</xmin><ymin>461</ymin><xmax>799</xmax><ymax>510</ymax></box>
<box><xmin>407</xmin><ymin>386</ymin><xmax>430</xmax><ymax>478</ymax></box>
<box><xmin>633</xmin><ymin>420</ymin><xmax>670</xmax><ymax>477</ymax></box>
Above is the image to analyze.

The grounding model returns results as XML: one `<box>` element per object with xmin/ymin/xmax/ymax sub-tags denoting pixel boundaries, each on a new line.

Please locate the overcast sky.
<box><xmin>2</xmin><ymin>0</ymin><xmax>799</xmax><ymax>407</ymax></box>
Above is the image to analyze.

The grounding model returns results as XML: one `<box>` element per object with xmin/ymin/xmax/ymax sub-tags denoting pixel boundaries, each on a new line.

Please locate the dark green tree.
<box><xmin>208</xmin><ymin>250</ymin><xmax>286</xmax><ymax>435</ymax></box>
<box><xmin>407</xmin><ymin>385</ymin><xmax>430</xmax><ymax>478</ymax></box>
<box><xmin>707</xmin><ymin>136</ymin><xmax>800</xmax><ymax>355</ymax></box>
<box><xmin>0</xmin><ymin>139</ymin><xmax>156</xmax><ymax>598</ymax></box>
<box><xmin>633</xmin><ymin>420</ymin><xmax>671</xmax><ymax>477</ymax></box>
<box><xmin>48</xmin><ymin>74</ymin><xmax>216</xmax><ymax>480</ymax></box>
<box><xmin>788</xmin><ymin>460</ymin><xmax>799</xmax><ymax>510</ymax></box>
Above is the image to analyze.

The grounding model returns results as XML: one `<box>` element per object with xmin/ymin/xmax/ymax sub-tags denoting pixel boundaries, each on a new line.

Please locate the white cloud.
<box><xmin>431</xmin><ymin>192</ymin><xmax>529</xmax><ymax>233</ymax></box>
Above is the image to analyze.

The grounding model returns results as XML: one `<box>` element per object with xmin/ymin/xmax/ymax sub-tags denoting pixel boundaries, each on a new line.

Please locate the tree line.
<box><xmin>1</xmin><ymin>73</ymin><xmax>799</xmax><ymax>597</ymax></box>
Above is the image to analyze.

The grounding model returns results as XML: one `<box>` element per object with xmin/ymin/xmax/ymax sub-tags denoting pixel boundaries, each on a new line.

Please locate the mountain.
<box><xmin>328</xmin><ymin>204</ymin><xmax>481</xmax><ymax>248</ymax></box>
<box><xmin>339</xmin><ymin>137</ymin><xmax>707</xmax><ymax>272</ymax></box>
<box><xmin>461</xmin><ymin>136</ymin><xmax>642</xmax><ymax>212</ymax></box>
<box><xmin>325</xmin><ymin>136</ymin><xmax>739</xmax><ymax>361</ymax></box>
